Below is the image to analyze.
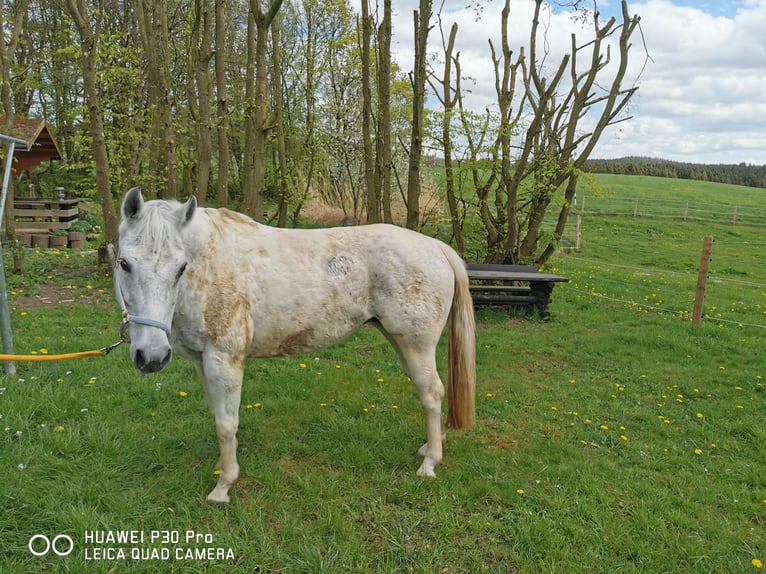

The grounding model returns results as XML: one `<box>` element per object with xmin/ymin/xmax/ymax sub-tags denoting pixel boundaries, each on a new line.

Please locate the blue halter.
<box><xmin>114</xmin><ymin>274</ymin><xmax>172</xmax><ymax>341</ymax></box>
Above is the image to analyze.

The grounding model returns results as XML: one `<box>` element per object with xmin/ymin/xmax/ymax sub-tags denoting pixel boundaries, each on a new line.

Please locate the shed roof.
<box><xmin>1</xmin><ymin>117</ymin><xmax>62</xmax><ymax>173</ymax></box>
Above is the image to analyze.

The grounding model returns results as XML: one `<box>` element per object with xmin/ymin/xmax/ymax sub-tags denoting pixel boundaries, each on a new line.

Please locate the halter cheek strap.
<box><xmin>114</xmin><ymin>275</ymin><xmax>172</xmax><ymax>341</ymax></box>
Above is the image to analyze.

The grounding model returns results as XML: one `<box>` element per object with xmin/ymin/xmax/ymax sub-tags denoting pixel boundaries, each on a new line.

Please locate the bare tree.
<box><xmin>405</xmin><ymin>0</ymin><xmax>432</xmax><ymax>230</ymax></box>
<box><xmin>478</xmin><ymin>0</ymin><xmax>642</xmax><ymax>263</ymax></box>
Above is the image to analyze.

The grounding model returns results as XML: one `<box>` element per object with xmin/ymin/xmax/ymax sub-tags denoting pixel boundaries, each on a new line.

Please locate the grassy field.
<box><xmin>1</xmin><ymin>175</ymin><xmax>765</xmax><ymax>573</ymax></box>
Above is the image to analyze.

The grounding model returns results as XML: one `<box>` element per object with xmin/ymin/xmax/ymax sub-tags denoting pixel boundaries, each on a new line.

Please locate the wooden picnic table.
<box><xmin>466</xmin><ymin>263</ymin><xmax>569</xmax><ymax>318</ymax></box>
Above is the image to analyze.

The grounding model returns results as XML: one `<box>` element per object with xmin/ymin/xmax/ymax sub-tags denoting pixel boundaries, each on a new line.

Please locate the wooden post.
<box><xmin>575</xmin><ymin>215</ymin><xmax>581</xmax><ymax>251</ymax></box>
<box><xmin>692</xmin><ymin>235</ymin><xmax>714</xmax><ymax>327</ymax></box>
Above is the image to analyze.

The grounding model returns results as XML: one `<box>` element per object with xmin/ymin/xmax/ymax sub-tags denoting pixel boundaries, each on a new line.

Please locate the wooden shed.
<box><xmin>0</xmin><ymin>117</ymin><xmax>62</xmax><ymax>174</ymax></box>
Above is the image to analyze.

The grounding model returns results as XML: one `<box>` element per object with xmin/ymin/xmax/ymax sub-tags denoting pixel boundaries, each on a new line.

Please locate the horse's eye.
<box><xmin>118</xmin><ymin>258</ymin><xmax>131</xmax><ymax>272</ymax></box>
<box><xmin>176</xmin><ymin>262</ymin><xmax>188</xmax><ymax>281</ymax></box>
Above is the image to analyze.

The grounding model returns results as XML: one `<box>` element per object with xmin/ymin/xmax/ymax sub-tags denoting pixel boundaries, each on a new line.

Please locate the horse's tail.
<box><xmin>441</xmin><ymin>246</ymin><xmax>476</xmax><ymax>429</ymax></box>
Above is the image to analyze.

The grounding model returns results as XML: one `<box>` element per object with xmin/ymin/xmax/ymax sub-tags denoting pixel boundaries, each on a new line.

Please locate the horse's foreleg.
<box><xmin>200</xmin><ymin>353</ymin><xmax>244</xmax><ymax>504</ymax></box>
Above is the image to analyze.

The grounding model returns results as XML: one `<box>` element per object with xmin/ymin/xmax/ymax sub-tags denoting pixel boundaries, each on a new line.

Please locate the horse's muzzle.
<box><xmin>133</xmin><ymin>346</ymin><xmax>173</xmax><ymax>373</ymax></box>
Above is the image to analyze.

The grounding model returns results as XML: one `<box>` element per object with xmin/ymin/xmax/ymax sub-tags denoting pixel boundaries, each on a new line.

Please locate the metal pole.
<box><xmin>0</xmin><ymin>135</ymin><xmax>27</xmax><ymax>375</ymax></box>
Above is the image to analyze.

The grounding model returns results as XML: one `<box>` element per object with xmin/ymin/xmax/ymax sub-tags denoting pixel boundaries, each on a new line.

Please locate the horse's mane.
<box><xmin>127</xmin><ymin>199</ymin><xmax>185</xmax><ymax>252</ymax></box>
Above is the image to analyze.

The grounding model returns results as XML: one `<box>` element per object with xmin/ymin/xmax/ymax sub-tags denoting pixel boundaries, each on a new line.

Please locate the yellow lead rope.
<box><xmin>0</xmin><ymin>338</ymin><xmax>126</xmax><ymax>362</ymax></box>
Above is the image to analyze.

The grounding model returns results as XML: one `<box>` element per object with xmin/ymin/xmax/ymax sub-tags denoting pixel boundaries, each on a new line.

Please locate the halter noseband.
<box><xmin>114</xmin><ymin>275</ymin><xmax>172</xmax><ymax>341</ymax></box>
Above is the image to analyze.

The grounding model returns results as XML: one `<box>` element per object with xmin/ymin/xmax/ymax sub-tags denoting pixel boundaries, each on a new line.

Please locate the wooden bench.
<box><xmin>13</xmin><ymin>198</ymin><xmax>79</xmax><ymax>235</ymax></box>
<box><xmin>466</xmin><ymin>263</ymin><xmax>569</xmax><ymax>318</ymax></box>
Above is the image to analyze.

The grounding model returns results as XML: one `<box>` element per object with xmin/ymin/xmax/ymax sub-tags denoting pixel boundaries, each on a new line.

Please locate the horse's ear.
<box><xmin>122</xmin><ymin>187</ymin><xmax>144</xmax><ymax>220</ymax></box>
<box><xmin>181</xmin><ymin>195</ymin><xmax>197</xmax><ymax>225</ymax></box>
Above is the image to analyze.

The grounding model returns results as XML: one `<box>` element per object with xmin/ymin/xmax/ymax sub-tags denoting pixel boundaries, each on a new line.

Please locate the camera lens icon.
<box><xmin>28</xmin><ymin>534</ymin><xmax>74</xmax><ymax>557</ymax></box>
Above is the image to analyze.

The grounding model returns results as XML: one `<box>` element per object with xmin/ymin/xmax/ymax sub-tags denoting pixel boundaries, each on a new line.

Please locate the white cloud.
<box><xmin>376</xmin><ymin>0</ymin><xmax>766</xmax><ymax>164</ymax></box>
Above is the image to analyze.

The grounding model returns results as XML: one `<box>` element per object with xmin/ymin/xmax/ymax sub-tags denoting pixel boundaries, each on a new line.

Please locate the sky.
<box><xmin>375</xmin><ymin>0</ymin><xmax>766</xmax><ymax>165</ymax></box>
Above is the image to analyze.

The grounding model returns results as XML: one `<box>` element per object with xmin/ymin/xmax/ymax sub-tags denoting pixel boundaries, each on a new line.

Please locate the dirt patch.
<box><xmin>12</xmin><ymin>283</ymin><xmax>112</xmax><ymax>310</ymax></box>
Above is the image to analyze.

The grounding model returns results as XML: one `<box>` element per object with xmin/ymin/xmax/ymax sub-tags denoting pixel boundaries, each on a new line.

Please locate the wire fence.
<box><xmin>574</xmin><ymin>195</ymin><xmax>766</xmax><ymax>227</ymax></box>
<box><xmin>548</xmin><ymin>210</ymin><xmax>766</xmax><ymax>330</ymax></box>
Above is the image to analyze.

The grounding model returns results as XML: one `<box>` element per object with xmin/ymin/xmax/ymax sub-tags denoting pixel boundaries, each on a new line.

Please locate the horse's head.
<box><xmin>116</xmin><ymin>187</ymin><xmax>196</xmax><ymax>373</ymax></box>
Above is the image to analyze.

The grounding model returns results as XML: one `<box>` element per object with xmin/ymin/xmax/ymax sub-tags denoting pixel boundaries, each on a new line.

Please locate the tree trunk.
<box><xmin>360</xmin><ymin>0</ymin><xmax>379</xmax><ymax>223</ymax></box>
<box><xmin>377</xmin><ymin>0</ymin><xmax>393</xmax><ymax>224</ymax></box>
<box><xmin>272</xmin><ymin>16</ymin><xmax>289</xmax><ymax>228</ymax></box>
<box><xmin>64</xmin><ymin>0</ymin><xmax>118</xmax><ymax>260</ymax></box>
<box><xmin>190</xmin><ymin>0</ymin><xmax>213</xmax><ymax>203</ymax></box>
<box><xmin>406</xmin><ymin>0</ymin><xmax>431</xmax><ymax>230</ymax></box>
<box><xmin>242</xmin><ymin>0</ymin><xmax>283</xmax><ymax>220</ymax></box>
<box><xmin>0</xmin><ymin>0</ymin><xmax>29</xmax><ymax>240</ymax></box>
<box><xmin>135</xmin><ymin>0</ymin><xmax>177</xmax><ymax>199</ymax></box>
<box><xmin>214</xmin><ymin>0</ymin><xmax>230</xmax><ymax>207</ymax></box>
<box><xmin>438</xmin><ymin>21</ymin><xmax>465</xmax><ymax>254</ymax></box>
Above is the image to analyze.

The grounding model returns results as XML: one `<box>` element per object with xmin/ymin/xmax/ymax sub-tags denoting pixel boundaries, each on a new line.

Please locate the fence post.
<box><xmin>575</xmin><ymin>215</ymin><xmax>581</xmax><ymax>251</ymax></box>
<box><xmin>691</xmin><ymin>235</ymin><xmax>714</xmax><ymax>327</ymax></box>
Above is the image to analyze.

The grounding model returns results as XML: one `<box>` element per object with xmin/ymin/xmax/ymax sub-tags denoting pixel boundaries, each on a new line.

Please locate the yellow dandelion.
<box><xmin>696</xmin><ymin>413</ymin><xmax>704</xmax><ymax>419</ymax></box>
<box><xmin>40</xmin><ymin>348</ymin><xmax>49</xmax><ymax>355</ymax></box>
<box><xmin>299</xmin><ymin>363</ymin><xmax>307</xmax><ymax>368</ymax></box>
<box><xmin>694</xmin><ymin>448</ymin><xmax>702</xmax><ymax>455</ymax></box>
<box><xmin>392</xmin><ymin>405</ymin><xmax>398</xmax><ymax>409</ymax></box>
<box><xmin>752</xmin><ymin>558</ymin><xmax>763</xmax><ymax>569</ymax></box>
<box><xmin>246</xmin><ymin>404</ymin><xmax>253</xmax><ymax>409</ymax></box>
<box><xmin>363</xmin><ymin>408</ymin><xmax>368</xmax><ymax>413</ymax></box>
<box><xmin>516</xmin><ymin>489</ymin><xmax>525</xmax><ymax>495</ymax></box>
<box><xmin>179</xmin><ymin>391</ymin><xmax>188</xmax><ymax>397</ymax></box>
<box><xmin>377</xmin><ymin>378</ymin><xmax>384</xmax><ymax>383</ymax></box>
<box><xmin>20</xmin><ymin>311</ymin><xmax>27</xmax><ymax>317</ymax></box>
<box><xmin>486</xmin><ymin>393</ymin><xmax>494</xmax><ymax>398</ymax></box>
<box><xmin>335</xmin><ymin>364</ymin><xmax>341</xmax><ymax>369</ymax></box>
<box><xmin>213</xmin><ymin>469</ymin><xmax>221</xmax><ymax>475</ymax></box>
<box><xmin>255</xmin><ymin>403</ymin><xmax>262</xmax><ymax>408</ymax></box>
<box><xmin>620</xmin><ymin>435</ymin><xmax>628</xmax><ymax>441</ymax></box>
<box><xmin>599</xmin><ymin>424</ymin><xmax>609</xmax><ymax>431</ymax></box>
<box><xmin>320</xmin><ymin>403</ymin><xmax>328</xmax><ymax>407</ymax></box>
<box><xmin>551</xmin><ymin>406</ymin><xmax>558</xmax><ymax>411</ymax></box>
<box><xmin>56</xmin><ymin>378</ymin><xmax>64</xmax><ymax>383</ymax></box>
<box><xmin>55</xmin><ymin>425</ymin><xmax>65</xmax><ymax>432</ymax></box>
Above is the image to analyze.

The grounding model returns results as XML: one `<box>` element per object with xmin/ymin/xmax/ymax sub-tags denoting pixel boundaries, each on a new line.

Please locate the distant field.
<box><xmin>554</xmin><ymin>174</ymin><xmax>766</xmax><ymax>330</ymax></box>
<box><xmin>0</xmin><ymin>176</ymin><xmax>764</xmax><ymax>573</ymax></box>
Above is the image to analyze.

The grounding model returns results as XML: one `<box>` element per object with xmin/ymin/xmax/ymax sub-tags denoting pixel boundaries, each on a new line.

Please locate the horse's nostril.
<box><xmin>135</xmin><ymin>349</ymin><xmax>147</xmax><ymax>370</ymax></box>
<box><xmin>134</xmin><ymin>347</ymin><xmax>172</xmax><ymax>373</ymax></box>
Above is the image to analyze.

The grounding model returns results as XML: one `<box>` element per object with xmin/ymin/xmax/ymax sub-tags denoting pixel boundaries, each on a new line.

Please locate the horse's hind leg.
<box><xmin>199</xmin><ymin>351</ymin><xmax>245</xmax><ymax>503</ymax></box>
<box><xmin>389</xmin><ymin>337</ymin><xmax>445</xmax><ymax>478</ymax></box>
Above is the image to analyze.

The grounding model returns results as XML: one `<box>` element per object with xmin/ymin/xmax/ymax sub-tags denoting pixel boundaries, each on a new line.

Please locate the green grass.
<box><xmin>1</xmin><ymin>175</ymin><xmax>765</xmax><ymax>572</ymax></box>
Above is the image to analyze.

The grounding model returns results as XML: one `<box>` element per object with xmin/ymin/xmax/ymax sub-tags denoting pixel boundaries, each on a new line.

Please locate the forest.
<box><xmin>584</xmin><ymin>157</ymin><xmax>766</xmax><ymax>189</ymax></box>
<box><xmin>1</xmin><ymin>0</ymin><xmax>643</xmax><ymax>264</ymax></box>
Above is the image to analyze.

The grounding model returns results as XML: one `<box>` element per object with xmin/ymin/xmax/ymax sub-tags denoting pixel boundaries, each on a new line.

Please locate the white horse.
<box><xmin>115</xmin><ymin>187</ymin><xmax>475</xmax><ymax>503</ymax></box>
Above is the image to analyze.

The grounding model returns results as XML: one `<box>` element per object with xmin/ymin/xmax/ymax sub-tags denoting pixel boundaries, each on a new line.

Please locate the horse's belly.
<box><xmin>247</xmin><ymin>316</ymin><xmax>366</xmax><ymax>358</ymax></box>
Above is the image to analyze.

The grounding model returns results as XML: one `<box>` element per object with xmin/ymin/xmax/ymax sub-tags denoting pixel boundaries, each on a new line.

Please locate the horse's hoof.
<box><xmin>416</xmin><ymin>464</ymin><xmax>437</xmax><ymax>478</ymax></box>
<box><xmin>206</xmin><ymin>489</ymin><xmax>230</xmax><ymax>504</ymax></box>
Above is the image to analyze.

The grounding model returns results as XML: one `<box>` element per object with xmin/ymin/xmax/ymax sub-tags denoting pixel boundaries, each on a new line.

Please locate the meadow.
<box><xmin>0</xmin><ymin>175</ymin><xmax>764</xmax><ymax>573</ymax></box>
